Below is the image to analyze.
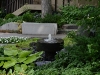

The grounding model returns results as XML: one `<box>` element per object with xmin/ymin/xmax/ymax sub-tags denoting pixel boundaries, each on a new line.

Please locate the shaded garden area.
<box><xmin>0</xmin><ymin>3</ymin><xmax>100</xmax><ymax>75</ymax></box>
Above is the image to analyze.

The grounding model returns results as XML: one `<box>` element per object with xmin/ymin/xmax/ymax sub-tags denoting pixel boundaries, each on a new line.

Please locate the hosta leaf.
<box><xmin>0</xmin><ymin>57</ymin><xmax>6</xmax><ymax>60</ymax></box>
<box><xmin>8</xmin><ymin>69</ymin><xmax>13</xmax><ymax>74</ymax></box>
<box><xmin>5</xmin><ymin>57</ymin><xmax>13</xmax><ymax>60</ymax></box>
<box><xmin>27</xmin><ymin>69</ymin><xmax>35</xmax><ymax>75</ymax></box>
<box><xmin>4</xmin><ymin>49</ymin><xmax>18</xmax><ymax>56</ymax></box>
<box><xmin>0</xmin><ymin>57</ymin><xmax>11</xmax><ymax>60</ymax></box>
<box><xmin>24</xmin><ymin>51</ymin><xmax>43</xmax><ymax>64</ymax></box>
<box><xmin>14</xmin><ymin>64</ymin><xmax>21</xmax><ymax>71</ymax></box>
<box><xmin>14</xmin><ymin>64</ymin><xmax>27</xmax><ymax>72</ymax></box>
<box><xmin>17</xmin><ymin>57</ymin><xmax>27</xmax><ymax>63</ymax></box>
<box><xmin>21</xmin><ymin>64</ymin><xmax>27</xmax><ymax>71</ymax></box>
<box><xmin>0</xmin><ymin>61</ymin><xmax>4</xmax><ymax>67</ymax></box>
<box><xmin>3</xmin><ymin>59</ymin><xmax>16</xmax><ymax>69</ymax></box>
<box><xmin>18</xmin><ymin>51</ymin><xmax>32</xmax><ymax>58</ymax></box>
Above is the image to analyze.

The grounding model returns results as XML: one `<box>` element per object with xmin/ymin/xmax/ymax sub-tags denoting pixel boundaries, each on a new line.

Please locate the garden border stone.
<box><xmin>22</xmin><ymin>23</ymin><xmax>57</xmax><ymax>35</ymax></box>
<box><xmin>0</xmin><ymin>22</ymin><xmax>18</xmax><ymax>30</ymax></box>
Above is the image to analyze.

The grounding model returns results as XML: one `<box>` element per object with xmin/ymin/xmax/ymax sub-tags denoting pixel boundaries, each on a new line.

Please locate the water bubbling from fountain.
<box><xmin>44</xmin><ymin>34</ymin><xmax>57</xmax><ymax>43</ymax></box>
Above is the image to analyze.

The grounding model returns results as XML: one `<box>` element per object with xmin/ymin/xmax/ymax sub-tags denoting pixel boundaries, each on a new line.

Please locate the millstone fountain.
<box><xmin>36</xmin><ymin>34</ymin><xmax>64</xmax><ymax>61</ymax></box>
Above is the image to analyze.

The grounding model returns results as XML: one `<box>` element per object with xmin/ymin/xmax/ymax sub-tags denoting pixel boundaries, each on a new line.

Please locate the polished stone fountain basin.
<box><xmin>37</xmin><ymin>38</ymin><xmax>64</xmax><ymax>52</ymax></box>
<box><xmin>36</xmin><ymin>34</ymin><xmax>64</xmax><ymax>61</ymax></box>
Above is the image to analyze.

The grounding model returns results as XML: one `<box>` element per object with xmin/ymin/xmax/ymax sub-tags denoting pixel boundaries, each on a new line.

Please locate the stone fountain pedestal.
<box><xmin>36</xmin><ymin>38</ymin><xmax>64</xmax><ymax>61</ymax></box>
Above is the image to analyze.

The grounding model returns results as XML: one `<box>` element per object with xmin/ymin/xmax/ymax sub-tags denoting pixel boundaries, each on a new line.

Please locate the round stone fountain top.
<box><xmin>36</xmin><ymin>38</ymin><xmax>64</xmax><ymax>52</ymax></box>
<box><xmin>38</xmin><ymin>38</ymin><xmax>63</xmax><ymax>43</ymax></box>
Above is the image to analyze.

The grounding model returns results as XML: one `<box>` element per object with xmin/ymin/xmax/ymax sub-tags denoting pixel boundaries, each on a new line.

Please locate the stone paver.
<box><xmin>0</xmin><ymin>33</ymin><xmax>66</xmax><ymax>39</ymax></box>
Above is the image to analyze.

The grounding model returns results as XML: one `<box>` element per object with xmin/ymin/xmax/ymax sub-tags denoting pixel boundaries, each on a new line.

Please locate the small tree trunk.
<box><xmin>41</xmin><ymin>0</ymin><xmax>52</xmax><ymax>18</ymax></box>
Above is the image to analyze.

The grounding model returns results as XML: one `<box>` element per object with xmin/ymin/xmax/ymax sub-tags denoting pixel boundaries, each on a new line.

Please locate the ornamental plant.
<box><xmin>41</xmin><ymin>14</ymin><xmax>63</xmax><ymax>28</ymax></box>
<box><xmin>4</xmin><ymin>13</ymin><xmax>16</xmax><ymax>19</ymax></box>
<box><xmin>0</xmin><ymin>68</ymin><xmax>35</xmax><ymax>75</ymax></box>
<box><xmin>16</xmin><ymin>38</ymin><xmax>40</xmax><ymax>49</ymax></box>
<box><xmin>22</xmin><ymin>11</ymin><xmax>34</xmax><ymax>22</ymax></box>
<box><xmin>0</xmin><ymin>36</ymin><xmax>28</xmax><ymax>44</ymax></box>
<box><xmin>0</xmin><ymin>16</ymin><xmax>23</xmax><ymax>26</ymax></box>
<box><xmin>0</xmin><ymin>47</ymin><xmax>43</xmax><ymax>72</ymax></box>
<box><xmin>77</xmin><ymin>6</ymin><xmax>100</xmax><ymax>32</ymax></box>
<box><xmin>60</xmin><ymin>5</ymin><xmax>98</xmax><ymax>24</ymax></box>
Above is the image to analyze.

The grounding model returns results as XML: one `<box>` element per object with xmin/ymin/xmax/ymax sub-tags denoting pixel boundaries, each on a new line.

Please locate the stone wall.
<box><xmin>0</xmin><ymin>22</ymin><xmax>18</xmax><ymax>31</ymax></box>
<box><xmin>22</xmin><ymin>23</ymin><xmax>57</xmax><ymax>35</ymax></box>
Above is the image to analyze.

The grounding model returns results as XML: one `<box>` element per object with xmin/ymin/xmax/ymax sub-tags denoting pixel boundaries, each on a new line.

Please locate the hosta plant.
<box><xmin>0</xmin><ymin>47</ymin><xmax>43</xmax><ymax>72</ymax></box>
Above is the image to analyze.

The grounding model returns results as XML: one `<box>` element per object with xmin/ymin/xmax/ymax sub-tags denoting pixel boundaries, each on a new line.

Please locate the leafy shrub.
<box><xmin>0</xmin><ymin>18</ymin><xmax>3</xmax><ymax>24</ymax></box>
<box><xmin>60</xmin><ymin>5</ymin><xmax>79</xmax><ymax>24</ymax></box>
<box><xmin>60</xmin><ymin>5</ymin><xmax>100</xmax><ymax>36</ymax></box>
<box><xmin>22</xmin><ymin>11</ymin><xmax>34</xmax><ymax>22</ymax></box>
<box><xmin>5</xmin><ymin>13</ymin><xmax>16</xmax><ymax>19</ymax></box>
<box><xmin>16</xmin><ymin>38</ymin><xmax>39</xmax><ymax>49</ymax></box>
<box><xmin>77</xmin><ymin>6</ymin><xmax>100</xmax><ymax>33</ymax></box>
<box><xmin>33</xmin><ymin>12</ymin><xmax>41</xmax><ymax>22</ymax></box>
<box><xmin>60</xmin><ymin>5</ymin><xmax>97</xmax><ymax>24</ymax></box>
<box><xmin>41</xmin><ymin>14</ymin><xmax>63</xmax><ymax>28</ymax></box>
<box><xmin>0</xmin><ymin>8</ymin><xmax>6</xmax><ymax>18</ymax></box>
<box><xmin>0</xmin><ymin>16</ymin><xmax>23</xmax><ymax>26</ymax></box>
<box><xmin>61</xmin><ymin>66</ymin><xmax>93</xmax><ymax>75</ymax></box>
<box><xmin>35</xmin><ymin>68</ymin><xmax>60</xmax><ymax>75</ymax></box>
